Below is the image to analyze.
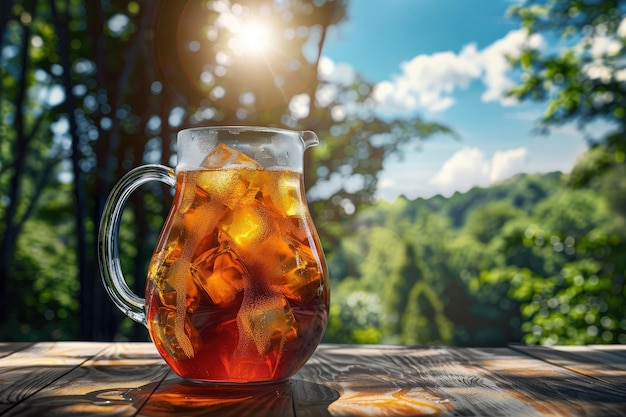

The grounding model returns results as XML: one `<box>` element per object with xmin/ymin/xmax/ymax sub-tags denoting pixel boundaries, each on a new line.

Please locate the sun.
<box><xmin>240</xmin><ymin>21</ymin><xmax>271</xmax><ymax>54</ymax></box>
<box><xmin>230</xmin><ymin>19</ymin><xmax>272</xmax><ymax>56</ymax></box>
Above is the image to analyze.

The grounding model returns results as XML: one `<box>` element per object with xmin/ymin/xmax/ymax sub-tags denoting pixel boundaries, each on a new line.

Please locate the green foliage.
<box><xmin>401</xmin><ymin>281</ymin><xmax>452</xmax><ymax>345</ymax></box>
<box><xmin>508</xmin><ymin>0</ymin><xmax>626</xmax><ymax>131</ymax></box>
<box><xmin>1</xmin><ymin>201</ymin><xmax>79</xmax><ymax>340</ymax></box>
<box><xmin>323</xmin><ymin>278</ymin><xmax>382</xmax><ymax>344</ymax></box>
<box><xmin>326</xmin><ymin>168</ymin><xmax>625</xmax><ymax>346</ymax></box>
<box><xmin>382</xmin><ymin>243</ymin><xmax>425</xmax><ymax>338</ymax></box>
<box><xmin>534</xmin><ymin>189</ymin><xmax>610</xmax><ymax>236</ymax></box>
<box><xmin>470</xmin><ymin>183</ymin><xmax>625</xmax><ymax>345</ymax></box>
<box><xmin>464</xmin><ymin>202</ymin><xmax>524</xmax><ymax>244</ymax></box>
<box><xmin>492</xmin><ymin>0</ymin><xmax>626</xmax><ymax>345</ymax></box>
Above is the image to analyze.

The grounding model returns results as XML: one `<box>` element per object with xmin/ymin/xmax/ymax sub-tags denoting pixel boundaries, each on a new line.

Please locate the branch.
<box><xmin>16</xmin><ymin>151</ymin><xmax>65</xmax><ymax>233</ymax></box>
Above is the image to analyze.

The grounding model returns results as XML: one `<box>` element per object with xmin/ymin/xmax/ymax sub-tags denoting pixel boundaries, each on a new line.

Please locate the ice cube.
<box><xmin>200</xmin><ymin>143</ymin><xmax>260</xmax><ymax>170</ymax></box>
<box><xmin>148</xmin><ymin>234</ymin><xmax>182</xmax><ymax>288</ymax></box>
<box><xmin>237</xmin><ymin>293</ymin><xmax>297</xmax><ymax>356</ymax></box>
<box><xmin>153</xmin><ymin>307</ymin><xmax>202</xmax><ymax>360</ymax></box>
<box><xmin>148</xmin><ymin>234</ymin><xmax>201</xmax><ymax>312</ymax></box>
<box><xmin>264</xmin><ymin>171</ymin><xmax>305</xmax><ymax>217</ymax></box>
<box><xmin>257</xmin><ymin>235</ymin><xmax>322</xmax><ymax>306</ymax></box>
<box><xmin>181</xmin><ymin>198</ymin><xmax>224</xmax><ymax>240</ymax></box>
<box><xmin>280</xmin><ymin>240</ymin><xmax>323</xmax><ymax>305</ymax></box>
<box><xmin>191</xmin><ymin>246</ymin><xmax>247</xmax><ymax>306</ymax></box>
<box><xmin>196</xmin><ymin>169</ymin><xmax>260</xmax><ymax>210</ymax></box>
<box><xmin>158</xmin><ymin>274</ymin><xmax>201</xmax><ymax>313</ymax></box>
<box><xmin>219</xmin><ymin>202</ymin><xmax>273</xmax><ymax>249</ymax></box>
<box><xmin>178</xmin><ymin>172</ymin><xmax>199</xmax><ymax>214</ymax></box>
<box><xmin>282</xmin><ymin>216</ymin><xmax>311</xmax><ymax>242</ymax></box>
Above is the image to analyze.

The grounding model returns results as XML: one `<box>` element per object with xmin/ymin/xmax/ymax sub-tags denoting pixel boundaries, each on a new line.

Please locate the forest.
<box><xmin>0</xmin><ymin>0</ymin><xmax>625</xmax><ymax>345</ymax></box>
<box><xmin>324</xmin><ymin>170</ymin><xmax>626</xmax><ymax>346</ymax></box>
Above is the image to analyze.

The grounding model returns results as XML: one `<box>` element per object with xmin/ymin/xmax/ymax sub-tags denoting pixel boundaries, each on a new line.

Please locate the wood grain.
<box><xmin>1</xmin><ymin>342</ymin><xmax>168</xmax><ymax>417</ymax></box>
<box><xmin>295</xmin><ymin>344</ymin><xmax>626</xmax><ymax>417</ymax></box>
<box><xmin>510</xmin><ymin>344</ymin><xmax>626</xmax><ymax>385</ymax></box>
<box><xmin>0</xmin><ymin>342</ymin><xmax>109</xmax><ymax>413</ymax></box>
<box><xmin>0</xmin><ymin>343</ymin><xmax>31</xmax><ymax>360</ymax></box>
<box><xmin>458</xmin><ymin>346</ymin><xmax>626</xmax><ymax>417</ymax></box>
<box><xmin>589</xmin><ymin>345</ymin><xmax>626</xmax><ymax>355</ymax></box>
<box><xmin>0</xmin><ymin>342</ymin><xmax>624</xmax><ymax>417</ymax></box>
<box><xmin>294</xmin><ymin>344</ymin><xmax>542</xmax><ymax>416</ymax></box>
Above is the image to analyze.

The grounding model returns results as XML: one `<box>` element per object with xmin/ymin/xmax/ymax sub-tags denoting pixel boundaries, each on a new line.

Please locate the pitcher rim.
<box><xmin>178</xmin><ymin>125</ymin><xmax>305</xmax><ymax>136</ymax></box>
<box><xmin>177</xmin><ymin>125</ymin><xmax>319</xmax><ymax>149</ymax></box>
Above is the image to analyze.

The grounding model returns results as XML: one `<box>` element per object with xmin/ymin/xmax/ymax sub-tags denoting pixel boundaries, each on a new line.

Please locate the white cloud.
<box><xmin>373</xmin><ymin>44</ymin><xmax>481</xmax><ymax>114</ymax></box>
<box><xmin>319</xmin><ymin>27</ymin><xmax>544</xmax><ymax>116</ymax></box>
<box><xmin>371</xmin><ymin>29</ymin><xmax>544</xmax><ymax>114</ymax></box>
<box><xmin>490</xmin><ymin>147</ymin><xmax>528</xmax><ymax>182</ymax></box>
<box><xmin>429</xmin><ymin>146</ymin><xmax>528</xmax><ymax>196</ymax></box>
<box><xmin>480</xmin><ymin>29</ymin><xmax>543</xmax><ymax>105</ymax></box>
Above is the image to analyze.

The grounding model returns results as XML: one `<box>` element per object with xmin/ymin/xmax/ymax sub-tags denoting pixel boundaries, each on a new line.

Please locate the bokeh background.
<box><xmin>0</xmin><ymin>0</ymin><xmax>625</xmax><ymax>345</ymax></box>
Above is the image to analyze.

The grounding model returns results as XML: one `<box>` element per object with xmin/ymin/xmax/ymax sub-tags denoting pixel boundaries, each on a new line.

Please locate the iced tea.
<box><xmin>145</xmin><ymin>144</ymin><xmax>329</xmax><ymax>383</ymax></box>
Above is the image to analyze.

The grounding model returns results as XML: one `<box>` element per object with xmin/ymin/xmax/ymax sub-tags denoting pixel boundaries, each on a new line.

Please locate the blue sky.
<box><xmin>320</xmin><ymin>0</ymin><xmax>591</xmax><ymax>201</ymax></box>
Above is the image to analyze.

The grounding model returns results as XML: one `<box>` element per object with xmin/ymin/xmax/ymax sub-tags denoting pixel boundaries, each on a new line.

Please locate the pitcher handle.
<box><xmin>98</xmin><ymin>164</ymin><xmax>176</xmax><ymax>326</ymax></box>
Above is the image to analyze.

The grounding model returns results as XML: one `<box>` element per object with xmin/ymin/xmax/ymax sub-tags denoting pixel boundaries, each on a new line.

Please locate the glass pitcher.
<box><xmin>99</xmin><ymin>126</ymin><xmax>329</xmax><ymax>384</ymax></box>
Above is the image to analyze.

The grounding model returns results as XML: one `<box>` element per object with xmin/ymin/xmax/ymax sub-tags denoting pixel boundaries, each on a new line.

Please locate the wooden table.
<box><xmin>0</xmin><ymin>342</ymin><xmax>624</xmax><ymax>416</ymax></box>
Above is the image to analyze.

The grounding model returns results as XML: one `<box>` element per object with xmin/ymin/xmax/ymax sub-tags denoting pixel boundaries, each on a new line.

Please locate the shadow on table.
<box><xmin>132</xmin><ymin>376</ymin><xmax>339</xmax><ymax>417</ymax></box>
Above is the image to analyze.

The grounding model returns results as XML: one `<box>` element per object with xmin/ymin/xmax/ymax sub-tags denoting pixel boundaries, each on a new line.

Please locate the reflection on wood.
<box><xmin>1</xmin><ymin>342</ymin><xmax>168</xmax><ymax>417</ymax></box>
<box><xmin>291</xmin><ymin>378</ymin><xmax>339</xmax><ymax>417</ymax></box>
<box><xmin>0</xmin><ymin>342</ymin><xmax>624</xmax><ymax>416</ymax></box>
<box><xmin>137</xmin><ymin>375</ymin><xmax>297</xmax><ymax>417</ymax></box>
<box><xmin>297</xmin><ymin>345</ymin><xmax>538</xmax><ymax>416</ymax></box>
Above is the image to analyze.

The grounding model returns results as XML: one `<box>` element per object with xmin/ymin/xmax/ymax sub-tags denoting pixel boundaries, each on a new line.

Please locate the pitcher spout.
<box><xmin>301</xmin><ymin>131</ymin><xmax>319</xmax><ymax>149</ymax></box>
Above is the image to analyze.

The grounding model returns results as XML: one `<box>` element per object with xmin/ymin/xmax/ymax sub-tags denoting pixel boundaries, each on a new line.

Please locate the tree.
<box><xmin>382</xmin><ymin>242</ymin><xmax>425</xmax><ymax>339</ymax></box>
<box><xmin>0</xmin><ymin>0</ymin><xmax>67</xmax><ymax>323</ymax></box>
<box><xmin>508</xmin><ymin>0</ymin><xmax>626</xmax><ymax>137</ymax></box>
<box><xmin>401</xmin><ymin>281</ymin><xmax>452</xmax><ymax>345</ymax></box>
<box><xmin>464</xmin><ymin>202</ymin><xmax>524</xmax><ymax>244</ymax></box>
<box><xmin>504</xmin><ymin>0</ymin><xmax>626</xmax><ymax>345</ymax></box>
<box><xmin>1</xmin><ymin>0</ymin><xmax>453</xmax><ymax>341</ymax></box>
<box><xmin>507</xmin><ymin>0</ymin><xmax>626</xmax><ymax>188</ymax></box>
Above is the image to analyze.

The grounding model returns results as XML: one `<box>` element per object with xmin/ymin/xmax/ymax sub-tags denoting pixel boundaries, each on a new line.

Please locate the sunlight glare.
<box><xmin>232</xmin><ymin>20</ymin><xmax>272</xmax><ymax>55</ymax></box>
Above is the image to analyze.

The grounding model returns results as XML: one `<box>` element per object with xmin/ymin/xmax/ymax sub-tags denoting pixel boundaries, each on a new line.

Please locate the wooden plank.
<box><xmin>2</xmin><ymin>342</ymin><xmax>169</xmax><ymax>417</ymax></box>
<box><xmin>589</xmin><ymin>344</ymin><xmax>626</xmax><ymax>359</ymax></box>
<box><xmin>2</xmin><ymin>342</ymin><xmax>623</xmax><ymax>416</ymax></box>
<box><xmin>136</xmin><ymin>372</ymin><xmax>295</xmax><ymax>417</ymax></box>
<box><xmin>293</xmin><ymin>344</ymin><xmax>543</xmax><ymax>417</ymax></box>
<box><xmin>290</xmin><ymin>378</ymin><xmax>339</xmax><ymax>417</ymax></box>
<box><xmin>510</xmin><ymin>344</ymin><xmax>626</xmax><ymax>385</ymax></box>
<box><xmin>0</xmin><ymin>342</ymin><xmax>108</xmax><ymax>413</ymax></box>
<box><xmin>295</xmin><ymin>344</ymin><xmax>626</xmax><ymax>417</ymax></box>
<box><xmin>462</xmin><ymin>346</ymin><xmax>626</xmax><ymax>417</ymax></box>
<box><xmin>0</xmin><ymin>343</ymin><xmax>32</xmax><ymax>360</ymax></box>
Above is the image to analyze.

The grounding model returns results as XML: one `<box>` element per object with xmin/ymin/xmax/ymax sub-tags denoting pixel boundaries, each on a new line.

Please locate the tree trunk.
<box><xmin>86</xmin><ymin>1</ymin><xmax>111</xmax><ymax>340</ymax></box>
<box><xmin>51</xmin><ymin>0</ymin><xmax>93</xmax><ymax>339</ymax></box>
<box><xmin>0</xmin><ymin>0</ymin><xmax>35</xmax><ymax>320</ymax></box>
